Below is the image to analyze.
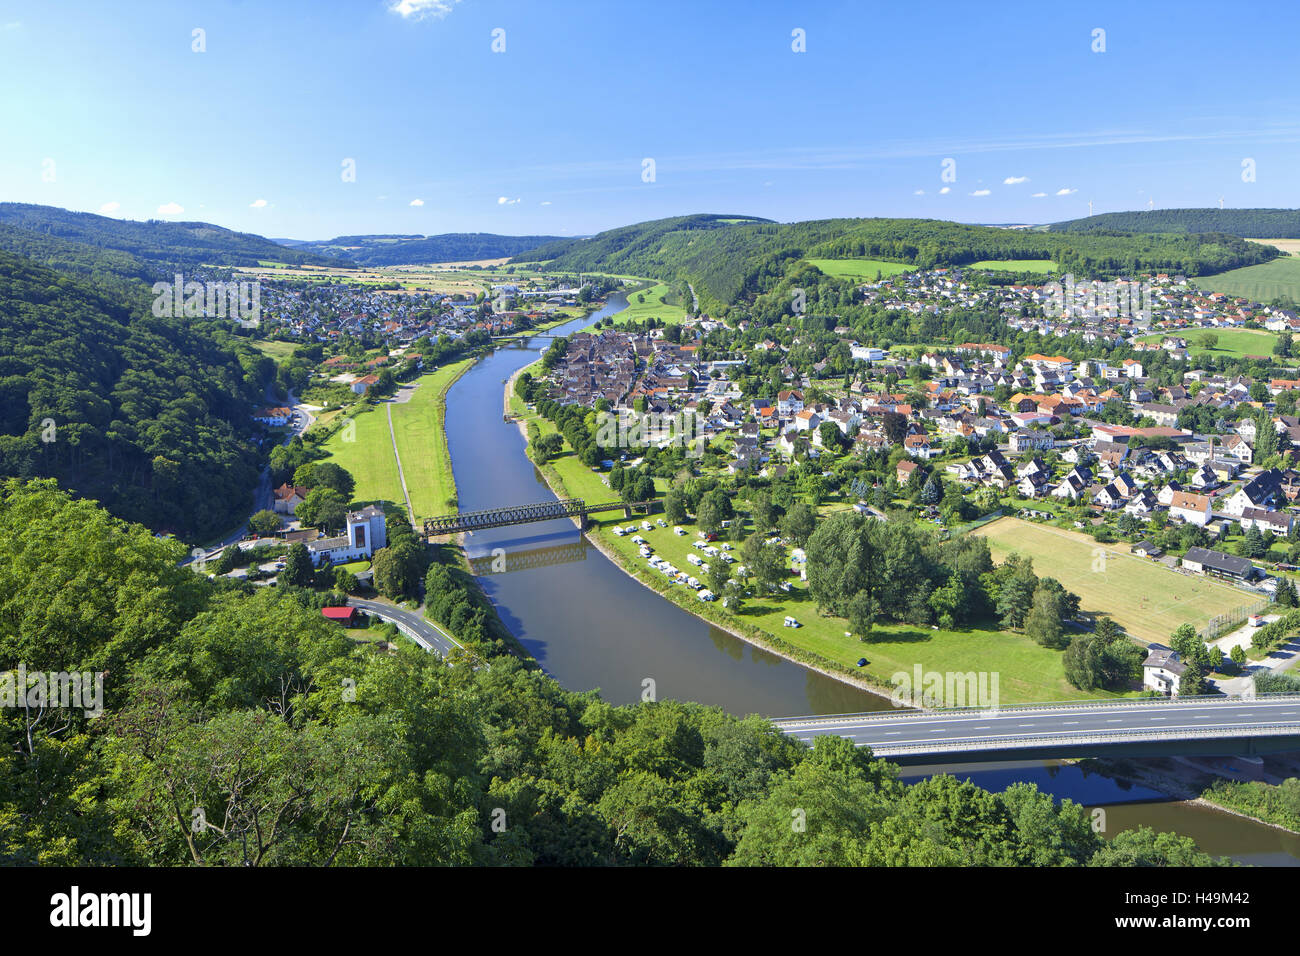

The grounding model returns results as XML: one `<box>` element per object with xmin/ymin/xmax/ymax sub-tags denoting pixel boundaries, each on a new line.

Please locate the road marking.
<box><xmin>1106</xmin><ymin>719</ymin><xmax>1121</xmax><ymax>723</ymax></box>
<box><xmin>1063</xmin><ymin>721</ymin><xmax>1079</xmax><ymax>725</ymax></box>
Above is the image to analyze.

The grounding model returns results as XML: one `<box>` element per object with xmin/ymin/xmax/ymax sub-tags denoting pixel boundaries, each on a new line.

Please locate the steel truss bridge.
<box><xmin>424</xmin><ymin>497</ymin><xmax>658</xmax><ymax>537</ymax></box>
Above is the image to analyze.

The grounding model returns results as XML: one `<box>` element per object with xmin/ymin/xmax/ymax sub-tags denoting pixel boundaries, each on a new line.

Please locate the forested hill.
<box><xmin>1049</xmin><ymin>208</ymin><xmax>1300</xmax><ymax>238</ymax></box>
<box><xmin>0</xmin><ymin>250</ymin><xmax>267</xmax><ymax>538</ymax></box>
<box><xmin>510</xmin><ymin>215</ymin><xmax>1277</xmax><ymax>312</ymax></box>
<box><xmin>286</xmin><ymin>232</ymin><xmax>571</xmax><ymax>266</ymax></box>
<box><xmin>0</xmin><ymin>203</ymin><xmax>347</xmax><ymax>269</ymax></box>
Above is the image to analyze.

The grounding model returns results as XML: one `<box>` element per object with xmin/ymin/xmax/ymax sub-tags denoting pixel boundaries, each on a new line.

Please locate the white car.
<box><xmin>698</xmin><ymin>590</ymin><xmax>715</xmax><ymax>602</ymax></box>
<box><xmin>612</xmin><ymin>526</ymin><xmax>625</xmax><ymax>536</ymax></box>
<box><xmin>631</xmin><ymin>535</ymin><xmax>646</xmax><ymax>544</ymax></box>
<box><xmin>720</xmin><ymin>553</ymin><xmax>735</xmax><ymax>564</ymax></box>
<box><xmin>641</xmin><ymin>521</ymin><xmax>652</xmax><ymax>531</ymax></box>
<box><xmin>656</xmin><ymin>518</ymin><xmax>667</xmax><ymax>528</ymax></box>
<box><xmin>674</xmin><ymin>526</ymin><xmax>686</xmax><ymax>536</ymax></box>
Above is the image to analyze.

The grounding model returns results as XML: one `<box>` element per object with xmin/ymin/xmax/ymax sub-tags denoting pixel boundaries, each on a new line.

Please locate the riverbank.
<box><xmin>501</xmin><ymin>372</ymin><xmax>902</xmax><ymax>706</ymax></box>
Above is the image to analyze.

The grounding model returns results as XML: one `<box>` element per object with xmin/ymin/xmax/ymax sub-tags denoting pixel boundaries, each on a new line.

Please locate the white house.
<box><xmin>1168</xmin><ymin>490</ymin><xmax>1211</xmax><ymax>527</ymax></box>
<box><xmin>307</xmin><ymin>506</ymin><xmax>387</xmax><ymax>566</ymax></box>
<box><xmin>1142</xmin><ymin>645</ymin><xmax>1186</xmax><ymax>695</ymax></box>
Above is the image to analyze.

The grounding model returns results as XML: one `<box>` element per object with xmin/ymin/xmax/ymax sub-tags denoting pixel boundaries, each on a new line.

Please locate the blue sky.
<box><xmin>2</xmin><ymin>0</ymin><xmax>1299</xmax><ymax>239</ymax></box>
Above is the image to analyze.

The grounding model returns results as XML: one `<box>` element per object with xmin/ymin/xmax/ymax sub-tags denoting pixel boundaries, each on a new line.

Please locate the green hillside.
<box><xmin>290</xmin><ymin>232</ymin><xmax>570</xmax><ymax>266</ymax></box>
<box><xmin>513</xmin><ymin>214</ymin><xmax>1277</xmax><ymax>311</ymax></box>
<box><xmin>0</xmin><ymin>203</ymin><xmax>347</xmax><ymax>269</ymax></box>
<box><xmin>1050</xmin><ymin>207</ymin><xmax>1300</xmax><ymax>238</ymax></box>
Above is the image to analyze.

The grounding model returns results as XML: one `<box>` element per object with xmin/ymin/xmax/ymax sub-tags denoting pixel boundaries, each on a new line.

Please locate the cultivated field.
<box><xmin>973</xmin><ymin>517</ymin><xmax>1254</xmax><ymax>644</ymax></box>
<box><xmin>805</xmin><ymin>258</ymin><xmax>913</xmax><ymax>280</ymax></box>
<box><xmin>1196</xmin><ymin>256</ymin><xmax>1300</xmax><ymax>303</ymax></box>
<box><xmin>1246</xmin><ymin>238</ymin><xmax>1300</xmax><ymax>255</ymax></box>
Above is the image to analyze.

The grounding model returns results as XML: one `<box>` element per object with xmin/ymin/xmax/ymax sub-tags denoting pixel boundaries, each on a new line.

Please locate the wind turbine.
<box><xmin>1219</xmin><ymin>197</ymin><xmax>1225</xmax><ymax>209</ymax></box>
<box><xmin>1148</xmin><ymin>198</ymin><xmax>1154</xmax><ymax>210</ymax></box>
<box><xmin>1088</xmin><ymin>199</ymin><xmax>1094</xmax><ymax>216</ymax></box>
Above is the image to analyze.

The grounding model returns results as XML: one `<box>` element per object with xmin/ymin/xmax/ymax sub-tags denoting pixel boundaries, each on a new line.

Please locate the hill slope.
<box><xmin>288</xmin><ymin>232</ymin><xmax>570</xmax><ymax>266</ymax></box>
<box><xmin>0</xmin><ymin>249</ymin><xmax>265</xmax><ymax>538</ymax></box>
<box><xmin>512</xmin><ymin>214</ymin><xmax>1278</xmax><ymax>310</ymax></box>
<box><xmin>1050</xmin><ymin>208</ymin><xmax>1300</xmax><ymax>238</ymax></box>
<box><xmin>0</xmin><ymin>203</ymin><xmax>346</xmax><ymax>269</ymax></box>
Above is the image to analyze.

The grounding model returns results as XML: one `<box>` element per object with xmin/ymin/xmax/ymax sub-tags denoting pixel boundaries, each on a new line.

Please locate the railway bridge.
<box><xmin>424</xmin><ymin>497</ymin><xmax>658</xmax><ymax>537</ymax></box>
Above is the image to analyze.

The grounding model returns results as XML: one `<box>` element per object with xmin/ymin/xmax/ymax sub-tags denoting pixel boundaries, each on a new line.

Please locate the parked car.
<box><xmin>783</xmin><ymin>616</ymin><xmax>801</xmax><ymax>628</ymax></box>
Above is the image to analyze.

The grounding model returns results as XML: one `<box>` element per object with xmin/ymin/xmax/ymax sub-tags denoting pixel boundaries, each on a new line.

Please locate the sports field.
<box><xmin>973</xmin><ymin>517</ymin><xmax>1254</xmax><ymax>644</ymax></box>
<box><xmin>806</xmin><ymin>258</ymin><xmax>913</xmax><ymax>280</ymax></box>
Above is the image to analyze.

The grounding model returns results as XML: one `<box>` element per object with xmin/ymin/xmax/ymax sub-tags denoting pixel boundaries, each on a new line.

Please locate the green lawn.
<box><xmin>1196</xmin><ymin>255</ymin><xmax>1300</xmax><ymax>303</ymax></box>
<box><xmin>389</xmin><ymin>359</ymin><xmax>473</xmax><ymax>518</ymax></box>
<box><xmin>319</xmin><ymin>405</ymin><xmax>406</xmax><ymax>513</ymax></box>
<box><xmin>1136</xmin><ymin>327</ymin><xmax>1277</xmax><ymax>359</ymax></box>
<box><xmin>252</xmin><ymin>340</ymin><xmax>300</xmax><ymax>361</ymax></box>
<box><xmin>966</xmin><ymin>259</ymin><xmax>1058</xmax><ymax>273</ymax></box>
<box><xmin>973</xmin><ymin>517</ymin><xmax>1253</xmax><ymax>644</ymax></box>
<box><xmin>609</xmin><ymin>282</ymin><xmax>688</xmax><ymax>326</ymax></box>
<box><xmin>805</xmin><ymin>258</ymin><xmax>913</xmax><ymax>280</ymax></box>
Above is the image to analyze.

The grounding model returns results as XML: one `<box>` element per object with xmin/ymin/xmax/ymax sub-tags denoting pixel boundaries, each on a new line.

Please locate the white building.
<box><xmin>307</xmin><ymin>506</ymin><xmax>388</xmax><ymax>566</ymax></box>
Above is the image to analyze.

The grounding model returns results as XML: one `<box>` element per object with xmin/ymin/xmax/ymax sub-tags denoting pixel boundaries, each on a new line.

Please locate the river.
<box><xmin>442</xmin><ymin>294</ymin><xmax>1300</xmax><ymax>864</ymax></box>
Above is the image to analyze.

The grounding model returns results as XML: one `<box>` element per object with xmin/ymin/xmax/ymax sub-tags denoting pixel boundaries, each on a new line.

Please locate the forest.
<box><xmin>0</xmin><ymin>479</ymin><xmax>1224</xmax><ymax>867</ymax></box>
<box><xmin>1050</xmin><ymin>207</ymin><xmax>1300</xmax><ymax>238</ymax></box>
<box><xmin>0</xmin><ymin>250</ymin><xmax>269</xmax><ymax>538</ymax></box>
<box><xmin>288</xmin><ymin>232</ymin><xmax>568</xmax><ymax>266</ymax></box>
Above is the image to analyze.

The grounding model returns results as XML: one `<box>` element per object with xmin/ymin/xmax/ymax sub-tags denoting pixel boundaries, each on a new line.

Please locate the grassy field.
<box><xmin>319</xmin><ymin>404</ymin><xmax>406</xmax><ymax>513</ymax></box>
<box><xmin>973</xmin><ymin>517</ymin><xmax>1253</xmax><ymax>644</ymax></box>
<box><xmin>252</xmin><ymin>340</ymin><xmax>300</xmax><ymax>361</ymax></box>
<box><xmin>1196</xmin><ymin>256</ymin><xmax>1300</xmax><ymax>303</ymax></box>
<box><xmin>388</xmin><ymin>359</ymin><xmax>473</xmax><ymax>518</ymax></box>
<box><xmin>610</xmin><ymin>282</ymin><xmax>688</xmax><ymax>325</ymax></box>
<box><xmin>966</xmin><ymin>259</ymin><xmax>1057</xmax><ymax>273</ymax></box>
<box><xmin>806</xmin><ymin>258</ymin><xmax>913</xmax><ymax>280</ymax></box>
<box><xmin>1136</xmin><ymin>327</ymin><xmax>1277</xmax><ymax>358</ymax></box>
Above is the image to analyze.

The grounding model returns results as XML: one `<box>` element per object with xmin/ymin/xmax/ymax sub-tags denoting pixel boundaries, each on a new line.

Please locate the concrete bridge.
<box><xmin>773</xmin><ymin>695</ymin><xmax>1300</xmax><ymax>765</ymax></box>
<box><xmin>424</xmin><ymin>497</ymin><xmax>658</xmax><ymax>537</ymax></box>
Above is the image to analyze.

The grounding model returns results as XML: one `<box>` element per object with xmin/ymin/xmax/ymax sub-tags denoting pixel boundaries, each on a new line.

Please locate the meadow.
<box><xmin>388</xmin><ymin>358</ymin><xmax>473</xmax><ymax>518</ymax></box>
<box><xmin>805</xmin><ymin>258</ymin><xmax>913</xmax><ymax>280</ymax></box>
<box><xmin>609</xmin><ymin>282</ymin><xmax>688</xmax><ymax>325</ymax></box>
<box><xmin>1136</xmin><ymin>327</ymin><xmax>1277</xmax><ymax>359</ymax></box>
<box><xmin>966</xmin><ymin>259</ymin><xmax>1057</xmax><ymax>273</ymax></box>
<box><xmin>1195</xmin><ymin>255</ymin><xmax>1300</xmax><ymax>303</ymax></box>
<box><xmin>972</xmin><ymin>517</ymin><xmax>1253</xmax><ymax>644</ymax></box>
<box><xmin>319</xmin><ymin>403</ymin><xmax>406</xmax><ymax>514</ymax></box>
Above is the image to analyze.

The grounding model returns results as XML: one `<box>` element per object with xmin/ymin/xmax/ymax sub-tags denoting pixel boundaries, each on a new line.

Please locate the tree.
<box><xmin>1063</xmin><ymin>635</ymin><xmax>1104</xmax><ymax>691</ymax></box>
<box><xmin>293</xmin><ymin>461</ymin><xmax>355</xmax><ymax>500</ymax></box>
<box><xmin>249</xmin><ymin>510</ymin><xmax>281</xmax><ymax>536</ymax></box>
<box><xmin>750</xmin><ymin>492</ymin><xmax>775</xmax><ymax>534</ymax></box>
<box><xmin>920</xmin><ymin>473</ymin><xmax>941</xmax><ymax>506</ymax></box>
<box><xmin>297</xmin><ymin>488</ymin><xmax>349</xmax><ymax>533</ymax></box>
<box><xmin>995</xmin><ymin>554</ymin><xmax>1038</xmax><ymax>630</ymax></box>
<box><xmin>742</xmin><ymin>533</ymin><xmax>787</xmax><ymax>593</ymax></box>
<box><xmin>780</xmin><ymin>502</ymin><xmax>816</xmax><ymax>546</ymax></box>
<box><xmin>281</xmin><ymin>543</ymin><xmax>315</xmax><ymax>587</ymax></box>
<box><xmin>664</xmin><ymin>488</ymin><xmax>688</xmax><ymax>525</ymax></box>
<box><xmin>1025</xmin><ymin>582</ymin><xmax>1069</xmax><ymax>649</ymax></box>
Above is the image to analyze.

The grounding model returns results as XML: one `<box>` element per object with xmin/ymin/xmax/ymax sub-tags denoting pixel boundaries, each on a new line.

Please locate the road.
<box><xmin>385</xmin><ymin>398</ymin><xmax>416</xmax><ymax>527</ymax></box>
<box><xmin>774</xmin><ymin>695</ymin><xmax>1300</xmax><ymax>759</ymax></box>
<box><xmin>347</xmin><ymin>597</ymin><xmax>463</xmax><ymax>657</ymax></box>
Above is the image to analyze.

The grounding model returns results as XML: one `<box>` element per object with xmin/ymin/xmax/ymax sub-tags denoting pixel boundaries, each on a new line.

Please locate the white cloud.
<box><xmin>1056</xmin><ymin>187</ymin><xmax>1077</xmax><ymax>196</ymax></box>
<box><xmin>409</xmin><ymin>198</ymin><xmax>425</xmax><ymax>206</ymax></box>
<box><xmin>913</xmin><ymin>189</ymin><xmax>925</xmax><ymax>195</ymax></box>
<box><xmin>497</xmin><ymin>196</ymin><xmax>521</xmax><ymax>205</ymax></box>
<box><xmin>1031</xmin><ymin>192</ymin><xmax>1047</xmax><ymax>198</ymax></box>
<box><xmin>1003</xmin><ymin>176</ymin><xmax>1029</xmax><ymax>185</ymax></box>
<box><xmin>98</xmin><ymin>201</ymin><xmax>120</xmax><ymax>215</ymax></box>
<box><xmin>970</xmin><ymin>189</ymin><xmax>991</xmax><ymax>196</ymax></box>
<box><xmin>389</xmin><ymin>0</ymin><xmax>461</xmax><ymax>20</ymax></box>
<box><xmin>156</xmin><ymin>201</ymin><xmax>184</xmax><ymax>215</ymax></box>
<box><xmin>939</xmin><ymin>186</ymin><xmax>951</xmax><ymax>195</ymax></box>
<box><xmin>539</xmin><ymin>200</ymin><xmax>552</xmax><ymax>206</ymax></box>
<box><xmin>249</xmin><ymin>198</ymin><xmax>268</xmax><ymax>208</ymax></box>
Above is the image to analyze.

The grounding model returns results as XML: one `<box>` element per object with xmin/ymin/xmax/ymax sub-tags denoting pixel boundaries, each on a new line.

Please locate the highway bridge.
<box><xmin>773</xmin><ymin>695</ymin><xmax>1300</xmax><ymax>764</ymax></box>
<box><xmin>424</xmin><ymin>497</ymin><xmax>657</xmax><ymax>537</ymax></box>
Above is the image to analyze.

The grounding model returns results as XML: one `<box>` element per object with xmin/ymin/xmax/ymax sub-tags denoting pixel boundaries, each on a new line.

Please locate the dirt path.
<box><xmin>386</xmin><ymin>401</ymin><xmax>415</xmax><ymax>527</ymax></box>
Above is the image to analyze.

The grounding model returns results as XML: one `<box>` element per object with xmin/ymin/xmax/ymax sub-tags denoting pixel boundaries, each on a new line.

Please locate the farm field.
<box><xmin>805</xmin><ymin>258</ymin><xmax>913</xmax><ymax>280</ymax></box>
<box><xmin>966</xmin><ymin>258</ymin><xmax>1057</xmax><ymax>273</ymax></box>
<box><xmin>1136</xmin><ymin>327</ymin><xmax>1277</xmax><ymax>358</ymax></box>
<box><xmin>319</xmin><ymin>404</ymin><xmax>406</xmax><ymax>514</ymax></box>
<box><xmin>388</xmin><ymin>358</ymin><xmax>473</xmax><ymax>518</ymax></box>
<box><xmin>1246</xmin><ymin>238</ymin><xmax>1300</xmax><ymax>255</ymax></box>
<box><xmin>1196</xmin><ymin>255</ymin><xmax>1300</xmax><ymax>303</ymax></box>
<box><xmin>972</xmin><ymin>517</ymin><xmax>1254</xmax><ymax>644</ymax></box>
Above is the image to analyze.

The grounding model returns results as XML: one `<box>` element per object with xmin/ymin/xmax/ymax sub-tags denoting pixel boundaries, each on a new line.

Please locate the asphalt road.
<box><xmin>774</xmin><ymin>696</ymin><xmax>1300</xmax><ymax>756</ymax></box>
<box><xmin>347</xmin><ymin>597</ymin><xmax>462</xmax><ymax>657</ymax></box>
